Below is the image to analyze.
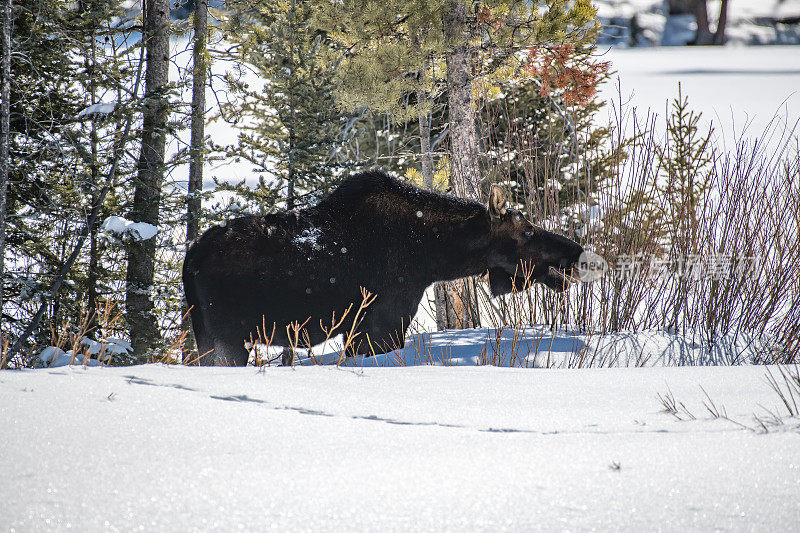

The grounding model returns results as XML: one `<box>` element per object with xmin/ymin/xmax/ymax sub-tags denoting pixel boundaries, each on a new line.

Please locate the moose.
<box><xmin>182</xmin><ymin>170</ymin><xmax>584</xmax><ymax>365</ymax></box>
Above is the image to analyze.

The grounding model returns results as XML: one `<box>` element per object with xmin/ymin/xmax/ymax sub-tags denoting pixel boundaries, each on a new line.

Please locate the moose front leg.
<box><xmin>353</xmin><ymin>308</ymin><xmax>412</xmax><ymax>357</ymax></box>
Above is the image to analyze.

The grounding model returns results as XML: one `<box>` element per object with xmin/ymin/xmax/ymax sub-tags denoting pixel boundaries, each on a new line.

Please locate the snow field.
<box><xmin>2</xmin><ymin>364</ymin><xmax>798</xmax><ymax>530</ymax></box>
<box><xmin>601</xmin><ymin>46</ymin><xmax>800</xmax><ymax>143</ymax></box>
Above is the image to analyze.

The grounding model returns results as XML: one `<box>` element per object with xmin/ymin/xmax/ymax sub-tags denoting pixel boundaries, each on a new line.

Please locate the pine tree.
<box><xmin>2</xmin><ymin>0</ymin><xmax>135</xmax><ymax>356</ymax></box>
<box><xmin>318</xmin><ymin>0</ymin><xmax>602</xmax><ymax>329</ymax></box>
<box><xmin>656</xmin><ymin>85</ymin><xmax>714</xmax><ymax>254</ymax></box>
<box><xmin>71</xmin><ymin>0</ymin><xmax>136</xmax><ymax>336</ymax></box>
<box><xmin>216</xmin><ymin>0</ymin><xmax>354</xmax><ymax>213</ymax></box>
<box><xmin>318</xmin><ymin>0</ymin><xmax>599</xmax><ymax>196</ymax></box>
<box><xmin>657</xmin><ymin>87</ymin><xmax>714</xmax><ymax>334</ymax></box>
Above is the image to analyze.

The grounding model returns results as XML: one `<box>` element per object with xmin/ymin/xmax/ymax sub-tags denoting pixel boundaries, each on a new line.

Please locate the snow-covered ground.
<box><xmin>602</xmin><ymin>46</ymin><xmax>800</xmax><ymax>142</ymax></box>
<box><xmin>281</xmin><ymin>327</ymin><xmax>765</xmax><ymax>368</ymax></box>
<box><xmin>595</xmin><ymin>0</ymin><xmax>800</xmax><ymax>46</ymax></box>
<box><xmin>2</xmin><ymin>362</ymin><xmax>798</xmax><ymax>530</ymax></box>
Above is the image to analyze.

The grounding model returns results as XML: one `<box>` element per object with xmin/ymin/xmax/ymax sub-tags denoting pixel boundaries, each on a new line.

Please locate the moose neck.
<box><xmin>421</xmin><ymin>213</ymin><xmax>494</xmax><ymax>285</ymax></box>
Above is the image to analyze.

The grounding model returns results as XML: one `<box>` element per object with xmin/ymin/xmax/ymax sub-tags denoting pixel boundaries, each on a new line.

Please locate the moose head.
<box><xmin>486</xmin><ymin>185</ymin><xmax>585</xmax><ymax>296</ymax></box>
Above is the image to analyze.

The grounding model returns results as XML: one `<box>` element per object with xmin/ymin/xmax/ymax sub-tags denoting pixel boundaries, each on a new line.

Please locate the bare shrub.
<box><xmin>764</xmin><ymin>365</ymin><xmax>800</xmax><ymax>417</ymax></box>
<box><xmin>477</xmin><ymin>85</ymin><xmax>800</xmax><ymax>364</ymax></box>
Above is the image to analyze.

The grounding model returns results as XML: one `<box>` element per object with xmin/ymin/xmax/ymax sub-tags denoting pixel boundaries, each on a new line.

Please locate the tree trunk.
<box><xmin>691</xmin><ymin>0</ymin><xmax>713</xmax><ymax>45</ymax></box>
<box><xmin>712</xmin><ymin>0</ymin><xmax>728</xmax><ymax>45</ymax></box>
<box><xmin>0</xmin><ymin>0</ymin><xmax>10</xmax><ymax>344</ymax></box>
<box><xmin>187</xmin><ymin>0</ymin><xmax>206</xmax><ymax>246</ymax></box>
<box><xmin>127</xmin><ymin>0</ymin><xmax>169</xmax><ymax>362</ymax></box>
<box><xmin>417</xmin><ymin>104</ymin><xmax>433</xmax><ymax>191</ymax></box>
<box><xmin>183</xmin><ymin>0</ymin><xmax>207</xmax><ymax>358</ymax></box>
<box><xmin>86</xmin><ymin>131</ymin><xmax>100</xmax><ymax>335</ymax></box>
<box><xmin>667</xmin><ymin>0</ymin><xmax>693</xmax><ymax>15</ymax></box>
<box><xmin>440</xmin><ymin>2</ymin><xmax>483</xmax><ymax>330</ymax></box>
<box><xmin>87</xmin><ymin>203</ymin><xmax>100</xmax><ymax>331</ymax></box>
<box><xmin>85</xmin><ymin>17</ymin><xmax>100</xmax><ymax>335</ymax></box>
<box><xmin>443</xmin><ymin>0</ymin><xmax>480</xmax><ymax>199</ymax></box>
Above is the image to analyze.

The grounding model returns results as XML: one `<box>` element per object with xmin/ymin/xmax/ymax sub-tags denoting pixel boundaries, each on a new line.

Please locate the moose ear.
<box><xmin>488</xmin><ymin>185</ymin><xmax>507</xmax><ymax>219</ymax></box>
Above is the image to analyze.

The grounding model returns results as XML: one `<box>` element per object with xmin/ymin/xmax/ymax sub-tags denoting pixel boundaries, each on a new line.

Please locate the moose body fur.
<box><xmin>183</xmin><ymin>170</ymin><xmax>583</xmax><ymax>365</ymax></box>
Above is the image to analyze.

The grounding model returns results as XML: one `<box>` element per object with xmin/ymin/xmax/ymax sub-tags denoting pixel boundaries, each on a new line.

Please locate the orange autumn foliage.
<box><xmin>525</xmin><ymin>43</ymin><xmax>610</xmax><ymax>107</ymax></box>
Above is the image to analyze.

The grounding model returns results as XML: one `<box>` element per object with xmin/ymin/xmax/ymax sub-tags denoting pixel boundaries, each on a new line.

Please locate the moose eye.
<box><xmin>524</xmin><ymin>230</ymin><xmax>535</xmax><ymax>238</ymax></box>
<box><xmin>514</xmin><ymin>213</ymin><xmax>522</xmax><ymax>222</ymax></box>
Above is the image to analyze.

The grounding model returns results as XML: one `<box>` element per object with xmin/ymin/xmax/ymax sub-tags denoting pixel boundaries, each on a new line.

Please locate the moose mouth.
<box><xmin>540</xmin><ymin>265</ymin><xmax>579</xmax><ymax>292</ymax></box>
<box><xmin>489</xmin><ymin>263</ymin><xmax>579</xmax><ymax>296</ymax></box>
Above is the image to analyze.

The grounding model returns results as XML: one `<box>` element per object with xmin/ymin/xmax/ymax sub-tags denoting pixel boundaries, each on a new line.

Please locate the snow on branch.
<box><xmin>100</xmin><ymin>216</ymin><xmax>158</xmax><ymax>242</ymax></box>
<box><xmin>77</xmin><ymin>102</ymin><xmax>116</xmax><ymax>119</ymax></box>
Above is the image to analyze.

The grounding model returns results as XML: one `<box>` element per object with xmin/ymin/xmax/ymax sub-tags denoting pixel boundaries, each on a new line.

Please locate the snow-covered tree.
<box><xmin>2</xmin><ymin>0</ymin><xmax>136</xmax><ymax>356</ymax></box>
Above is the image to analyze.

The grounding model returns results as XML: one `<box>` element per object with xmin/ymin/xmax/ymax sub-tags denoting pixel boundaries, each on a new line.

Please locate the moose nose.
<box><xmin>560</xmin><ymin>243</ymin><xmax>585</xmax><ymax>275</ymax></box>
<box><xmin>558</xmin><ymin>239</ymin><xmax>583</xmax><ymax>264</ymax></box>
<box><xmin>571</xmin><ymin>245</ymin><xmax>585</xmax><ymax>265</ymax></box>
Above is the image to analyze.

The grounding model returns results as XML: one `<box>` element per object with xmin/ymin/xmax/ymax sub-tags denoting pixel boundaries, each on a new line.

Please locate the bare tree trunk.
<box><xmin>187</xmin><ymin>0</ymin><xmax>207</xmax><ymax>246</ymax></box>
<box><xmin>712</xmin><ymin>0</ymin><xmax>728</xmax><ymax>45</ymax></box>
<box><xmin>183</xmin><ymin>0</ymin><xmax>208</xmax><ymax>357</ymax></box>
<box><xmin>441</xmin><ymin>1</ymin><xmax>481</xmax><ymax>330</ymax></box>
<box><xmin>87</xmin><ymin>205</ymin><xmax>99</xmax><ymax>327</ymax></box>
<box><xmin>440</xmin><ymin>1</ymin><xmax>483</xmax><ymax>330</ymax></box>
<box><xmin>667</xmin><ymin>0</ymin><xmax>693</xmax><ymax>15</ymax></box>
<box><xmin>443</xmin><ymin>0</ymin><xmax>480</xmax><ymax>199</ymax></box>
<box><xmin>85</xmin><ymin>12</ymin><xmax>100</xmax><ymax>335</ymax></box>
<box><xmin>691</xmin><ymin>0</ymin><xmax>713</xmax><ymax>45</ymax></box>
<box><xmin>0</xmin><ymin>0</ymin><xmax>10</xmax><ymax>343</ymax></box>
<box><xmin>417</xmin><ymin>106</ymin><xmax>433</xmax><ymax>191</ymax></box>
<box><xmin>690</xmin><ymin>0</ymin><xmax>727</xmax><ymax>46</ymax></box>
<box><xmin>87</xmin><ymin>136</ymin><xmax>100</xmax><ymax>335</ymax></box>
<box><xmin>433</xmin><ymin>283</ymin><xmax>448</xmax><ymax>330</ymax></box>
<box><xmin>127</xmin><ymin>0</ymin><xmax>169</xmax><ymax>362</ymax></box>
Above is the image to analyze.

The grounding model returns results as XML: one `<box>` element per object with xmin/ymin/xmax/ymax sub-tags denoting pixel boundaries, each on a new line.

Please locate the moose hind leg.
<box><xmin>193</xmin><ymin>326</ymin><xmax>216</xmax><ymax>366</ymax></box>
<box><xmin>186</xmin><ymin>305</ymin><xmax>216</xmax><ymax>365</ymax></box>
<box><xmin>212</xmin><ymin>330</ymin><xmax>250</xmax><ymax>366</ymax></box>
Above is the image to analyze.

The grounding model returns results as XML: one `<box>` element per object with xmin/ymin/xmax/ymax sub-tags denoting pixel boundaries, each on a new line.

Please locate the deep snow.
<box><xmin>601</xmin><ymin>46</ymin><xmax>800</xmax><ymax>142</ymax></box>
<box><xmin>2</xmin><ymin>363</ymin><xmax>798</xmax><ymax>530</ymax></box>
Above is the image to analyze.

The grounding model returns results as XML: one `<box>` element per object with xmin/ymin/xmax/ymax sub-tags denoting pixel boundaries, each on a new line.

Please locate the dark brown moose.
<box><xmin>183</xmin><ymin>170</ymin><xmax>584</xmax><ymax>365</ymax></box>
